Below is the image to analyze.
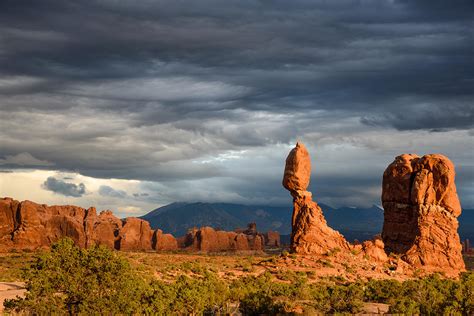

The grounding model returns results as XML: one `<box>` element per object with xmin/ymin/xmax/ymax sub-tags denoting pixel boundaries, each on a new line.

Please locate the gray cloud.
<box><xmin>42</xmin><ymin>177</ymin><xmax>86</xmax><ymax>197</ymax></box>
<box><xmin>98</xmin><ymin>185</ymin><xmax>127</xmax><ymax>198</ymax></box>
<box><xmin>0</xmin><ymin>0</ymin><xmax>473</xmax><ymax>209</ymax></box>
<box><xmin>0</xmin><ymin>152</ymin><xmax>54</xmax><ymax>167</ymax></box>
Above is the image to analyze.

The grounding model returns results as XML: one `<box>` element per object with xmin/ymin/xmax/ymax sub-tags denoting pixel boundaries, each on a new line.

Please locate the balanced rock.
<box><xmin>382</xmin><ymin>154</ymin><xmax>465</xmax><ymax>272</ymax></box>
<box><xmin>283</xmin><ymin>143</ymin><xmax>349</xmax><ymax>254</ymax></box>
<box><xmin>283</xmin><ymin>142</ymin><xmax>311</xmax><ymax>192</ymax></box>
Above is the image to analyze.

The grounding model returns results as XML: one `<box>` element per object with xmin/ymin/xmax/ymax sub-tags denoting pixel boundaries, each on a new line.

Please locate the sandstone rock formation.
<box><xmin>85</xmin><ymin>210</ymin><xmax>122</xmax><ymax>249</ymax></box>
<box><xmin>182</xmin><ymin>226</ymin><xmax>264</xmax><ymax>252</ymax></box>
<box><xmin>361</xmin><ymin>237</ymin><xmax>388</xmax><ymax>262</ymax></box>
<box><xmin>283</xmin><ymin>142</ymin><xmax>311</xmax><ymax>192</ymax></box>
<box><xmin>153</xmin><ymin>229</ymin><xmax>178</xmax><ymax>251</ymax></box>
<box><xmin>0</xmin><ymin>198</ymin><xmax>156</xmax><ymax>252</ymax></box>
<box><xmin>0</xmin><ymin>198</ymin><xmax>269</xmax><ymax>253</ymax></box>
<box><xmin>382</xmin><ymin>154</ymin><xmax>465</xmax><ymax>272</ymax></box>
<box><xmin>119</xmin><ymin>217</ymin><xmax>153</xmax><ymax>251</ymax></box>
<box><xmin>264</xmin><ymin>231</ymin><xmax>280</xmax><ymax>247</ymax></box>
<box><xmin>283</xmin><ymin>142</ymin><xmax>349</xmax><ymax>254</ymax></box>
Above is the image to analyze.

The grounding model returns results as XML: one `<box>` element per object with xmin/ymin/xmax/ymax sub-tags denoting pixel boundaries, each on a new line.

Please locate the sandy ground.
<box><xmin>0</xmin><ymin>282</ymin><xmax>25</xmax><ymax>313</ymax></box>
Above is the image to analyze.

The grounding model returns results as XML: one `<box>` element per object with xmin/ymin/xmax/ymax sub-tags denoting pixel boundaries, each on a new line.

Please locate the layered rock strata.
<box><xmin>381</xmin><ymin>154</ymin><xmax>465</xmax><ymax>271</ymax></box>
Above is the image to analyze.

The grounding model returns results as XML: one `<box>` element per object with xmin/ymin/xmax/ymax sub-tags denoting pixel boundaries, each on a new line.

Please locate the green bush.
<box><xmin>4</xmin><ymin>239</ymin><xmax>231</xmax><ymax>315</ymax></box>
<box><xmin>386</xmin><ymin>274</ymin><xmax>474</xmax><ymax>315</ymax></box>
<box><xmin>4</xmin><ymin>238</ymin><xmax>148</xmax><ymax>314</ymax></box>
<box><xmin>4</xmin><ymin>238</ymin><xmax>474</xmax><ymax>315</ymax></box>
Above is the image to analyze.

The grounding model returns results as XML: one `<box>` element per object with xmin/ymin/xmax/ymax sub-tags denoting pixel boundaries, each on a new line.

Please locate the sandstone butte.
<box><xmin>282</xmin><ymin>142</ymin><xmax>465</xmax><ymax>276</ymax></box>
<box><xmin>0</xmin><ymin>198</ymin><xmax>278</xmax><ymax>253</ymax></box>
<box><xmin>382</xmin><ymin>153</ymin><xmax>465</xmax><ymax>272</ymax></box>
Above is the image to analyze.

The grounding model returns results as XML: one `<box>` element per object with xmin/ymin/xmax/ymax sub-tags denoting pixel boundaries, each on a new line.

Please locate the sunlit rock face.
<box><xmin>0</xmin><ymin>198</ymin><xmax>267</xmax><ymax>253</ymax></box>
<box><xmin>283</xmin><ymin>142</ymin><xmax>349</xmax><ymax>254</ymax></box>
<box><xmin>0</xmin><ymin>198</ymin><xmax>155</xmax><ymax>251</ymax></box>
<box><xmin>382</xmin><ymin>154</ymin><xmax>465</xmax><ymax>272</ymax></box>
<box><xmin>282</xmin><ymin>142</ymin><xmax>311</xmax><ymax>192</ymax></box>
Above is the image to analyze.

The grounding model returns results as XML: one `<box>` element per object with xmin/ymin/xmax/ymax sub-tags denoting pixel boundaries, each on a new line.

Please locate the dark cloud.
<box><xmin>0</xmin><ymin>0</ymin><xmax>473</xmax><ymax>208</ymax></box>
<box><xmin>98</xmin><ymin>185</ymin><xmax>127</xmax><ymax>198</ymax></box>
<box><xmin>42</xmin><ymin>177</ymin><xmax>86</xmax><ymax>197</ymax></box>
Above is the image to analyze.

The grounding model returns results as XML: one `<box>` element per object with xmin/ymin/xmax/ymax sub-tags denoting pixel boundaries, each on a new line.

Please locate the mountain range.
<box><xmin>141</xmin><ymin>202</ymin><xmax>474</xmax><ymax>242</ymax></box>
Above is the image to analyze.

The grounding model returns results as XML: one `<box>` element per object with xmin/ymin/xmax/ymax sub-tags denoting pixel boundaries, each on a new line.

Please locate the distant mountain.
<box><xmin>141</xmin><ymin>202</ymin><xmax>474</xmax><ymax>242</ymax></box>
<box><xmin>323</xmin><ymin>205</ymin><xmax>384</xmax><ymax>242</ymax></box>
<box><xmin>141</xmin><ymin>202</ymin><xmax>292</xmax><ymax>237</ymax></box>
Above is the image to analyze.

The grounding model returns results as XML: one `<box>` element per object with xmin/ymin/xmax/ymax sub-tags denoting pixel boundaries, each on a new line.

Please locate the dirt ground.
<box><xmin>123</xmin><ymin>250</ymin><xmax>420</xmax><ymax>283</ymax></box>
<box><xmin>0</xmin><ymin>282</ymin><xmax>25</xmax><ymax>313</ymax></box>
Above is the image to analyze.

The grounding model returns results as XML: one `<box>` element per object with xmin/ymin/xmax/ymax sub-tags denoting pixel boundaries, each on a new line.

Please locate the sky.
<box><xmin>0</xmin><ymin>0</ymin><xmax>473</xmax><ymax>217</ymax></box>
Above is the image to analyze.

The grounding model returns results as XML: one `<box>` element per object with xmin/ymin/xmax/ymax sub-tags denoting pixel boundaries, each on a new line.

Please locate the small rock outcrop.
<box><xmin>283</xmin><ymin>142</ymin><xmax>349</xmax><ymax>254</ymax></box>
<box><xmin>182</xmin><ymin>226</ymin><xmax>264</xmax><ymax>252</ymax></box>
<box><xmin>153</xmin><ymin>229</ymin><xmax>178</xmax><ymax>251</ymax></box>
<box><xmin>382</xmin><ymin>154</ymin><xmax>465</xmax><ymax>272</ymax></box>
<box><xmin>264</xmin><ymin>231</ymin><xmax>280</xmax><ymax>247</ymax></box>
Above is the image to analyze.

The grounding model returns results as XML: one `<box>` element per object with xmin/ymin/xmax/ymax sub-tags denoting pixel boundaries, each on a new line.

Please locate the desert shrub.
<box><xmin>327</xmin><ymin>282</ymin><xmax>364</xmax><ymax>313</ymax></box>
<box><xmin>171</xmin><ymin>272</ymin><xmax>230</xmax><ymax>314</ymax></box>
<box><xmin>4</xmin><ymin>238</ymin><xmax>148</xmax><ymax>314</ymax></box>
<box><xmin>5</xmin><ymin>239</ymin><xmax>473</xmax><ymax>315</ymax></box>
<box><xmin>460</xmin><ymin>272</ymin><xmax>474</xmax><ymax>315</ymax></box>
<box><xmin>4</xmin><ymin>239</ymin><xmax>230</xmax><ymax>315</ymax></box>
<box><xmin>239</xmin><ymin>291</ymin><xmax>285</xmax><ymax>315</ymax></box>
<box><xmin>308</xmin><ymin>284</ymin><xmax>331</xmax><ymax>313</ymax></box>
<box><xmin>144</xmin><ymin>272</ymin><xmax>230</xmax><ymax>315</ymax></box>
<box><xmin>387</xmin><ymin>274</ymin><xmax>470</xmax><ymax>315</ymax></box>
<box><xmin>364</xmin><ymin>278</ymin><xmax>402</xmax><ymax>303</ymax></box>
<box><xmin>230</xmin><ymin>272</ymin><xmax>286</xmax><ymax>315</ymax></box>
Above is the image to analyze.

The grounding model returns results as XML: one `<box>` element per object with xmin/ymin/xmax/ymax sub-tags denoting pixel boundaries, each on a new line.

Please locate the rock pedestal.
<box><xmin>283</xmin><ymin>142</ymin><xmax>349</xmax><ymax>254</ymax></box>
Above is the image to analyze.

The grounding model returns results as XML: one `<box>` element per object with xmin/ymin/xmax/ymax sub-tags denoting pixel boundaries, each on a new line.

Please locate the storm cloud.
<box><xmin>0</xmin><ymin>0</ymin><xmax>473</xmax><ymax>211</ymax></box>
<box><xmin>42</xmin><ymin>177</ymin><xmax>86</xmax><ymax>197</ymax></box>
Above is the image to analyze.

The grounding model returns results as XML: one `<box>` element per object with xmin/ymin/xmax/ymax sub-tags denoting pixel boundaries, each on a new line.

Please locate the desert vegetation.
<box><xmin>3</xmin><ymin>238</ymin><xmax>474</xmax><ymax>315</ymax></box>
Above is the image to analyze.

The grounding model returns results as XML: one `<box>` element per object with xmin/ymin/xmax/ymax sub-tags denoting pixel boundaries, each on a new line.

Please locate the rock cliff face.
<box><xmin>0</xmin><ymin>198</ymin><xmax>160</xmax><ymax>252</ymax></box>
<box><xmin>382</xmin><ymin>154</ymin><xmax>465</xmax><ymax>271</ymax></box>
<box><xmin>0</xmin><ymin>198</ymin><xmax>268</xmax><ymax>253</ymax></box>
<box><xmin>283</xmin><ymin>142</ymin><xmax>349</xmax><ymax>254</ymax></box>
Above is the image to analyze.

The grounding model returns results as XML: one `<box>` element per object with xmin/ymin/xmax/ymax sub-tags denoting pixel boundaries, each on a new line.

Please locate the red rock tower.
<box><xmin>381</xmin><ymin>154</ymin><xmax>465</xmax><ymax>272</ymax></box>
<box><xmin>283</xmin><ymin>142</ymin><xmax>349</xmax><ymax>254</ymax></box>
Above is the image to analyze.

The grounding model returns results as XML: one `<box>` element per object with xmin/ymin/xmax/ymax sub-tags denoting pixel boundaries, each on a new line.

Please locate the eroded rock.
<box><xmin>382</xmin><ymin>154</ymin><xmax>465</xmax><ymax>272</ymax></box>
<box><xmin>283</xmin><ymin>143</ymin><xmax>349</xmax><ymax>254</ymax></box>
<box><xmin>153</xmin><ymin>229</ymin><xmax>178</xmax><ymax>251</ymax></box>
<box><xmin>283</xmin><ymin>142</ymin><xmax>311</xmax><ymax>192</ymax></box>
